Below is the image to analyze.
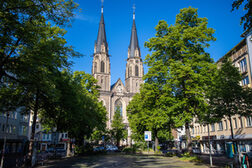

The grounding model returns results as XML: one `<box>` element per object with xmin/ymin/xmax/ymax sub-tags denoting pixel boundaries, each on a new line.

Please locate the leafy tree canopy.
<box><xmin>232</xmin><ymin>0</ymin><xmax>252</xmax><ymax>32</ymax></box>
<box><xmin>128</xmin><ymin>7</ymin><xmax>216</xmax><ymax>151</ymax></box>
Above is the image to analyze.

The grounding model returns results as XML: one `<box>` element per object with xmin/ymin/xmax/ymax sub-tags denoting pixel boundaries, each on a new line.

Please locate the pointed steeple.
<box><xmin>95</xmin><ymin>0</ymin><xmax>108</xmax><ymax>54</ymax></box>
<box><xmin>129</xmin><ymin>5</ymin><xmax>140</xmax><ymax>58</ymax></box>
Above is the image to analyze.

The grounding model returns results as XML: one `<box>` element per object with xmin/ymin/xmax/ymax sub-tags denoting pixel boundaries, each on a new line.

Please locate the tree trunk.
<box><xmin>27</xmin><ymin>89</ymin><xmax>39</xmax><ymax>166</ymax></box>
<box><xmin>228</xmin><ymin>115</ymin><xmax>234</xmax><ymax>140</ymax></box>
<box><xmin>154</xmin><ymin>130</ymin><xmax>159</xmax><ymax>152</ymax></box>
<box><xmin>67</xmin><ymin>140</ymin><xmax>71</xmax><ymax>157</ymax></box>
<box><xmin>155</xmin><ymin>136</ymin><xmax>159</xmax><ymax>152</ymax></box>
<box><xmin>228</xmin><ymin>115</ymin><xmax>237</xmax><ymax>154</ymax></box>
<box><xmin>185</xmin><ymin>122</ymin><xmax>192</xmax><ymax>152</ymax></box>
<box><xmin>117</xmin><ymin>136</ymin><xmax>120</xmax><ymax>147</ymax></box>
<box><xmin>0</xmin><ymin>112</ymin><xmax>9</xmax><ymax>168</ymax></box>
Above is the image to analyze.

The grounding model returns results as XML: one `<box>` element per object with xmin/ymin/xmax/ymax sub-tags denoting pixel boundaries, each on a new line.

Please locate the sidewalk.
<box><xmin>197</xmin><ymin>154</ymin><xmax>233</xmax><ymax>167</ymax></box>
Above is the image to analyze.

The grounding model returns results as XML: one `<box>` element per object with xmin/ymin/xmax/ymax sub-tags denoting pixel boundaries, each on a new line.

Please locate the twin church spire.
<box><xmin>93</xmin><ymin>2</ymin><xmax>143</xmax><ymax>93</ymax></box>
<box><xmin>95</xmin><ymin>3</ymin><xmax>140</xmax><ymax>58</ymax></box>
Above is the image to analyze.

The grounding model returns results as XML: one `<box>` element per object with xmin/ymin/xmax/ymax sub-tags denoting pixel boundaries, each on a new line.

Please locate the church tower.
<box><xmin>125</xmin><ymin>7</ymin><xmax>144</xmax><ymax>93</ymax></box>
<box><xmin>92</xmin><ymin>3</ymin><xmax>111</xmax><ymax>92</ymax></box>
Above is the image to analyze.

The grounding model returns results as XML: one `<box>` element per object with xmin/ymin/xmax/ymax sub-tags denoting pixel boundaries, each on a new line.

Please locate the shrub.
<box><xmin>122</xmin><ymin>147</ymin><xmax>136</xmax><ymax>154</ymax></box>
<box><xmin>165</xmin><ymin>152</ymin><xmax>176</xmax><ymax>157</ymax></box>
<box><xmin>74</xmin><ymin>143</ymin><xmax>94</xmax><ymax>155</ymax></box>
<box><xmin>181</xmin><ymin>152</ymin><xmax>191</xmax><ymax>157</ymax></box>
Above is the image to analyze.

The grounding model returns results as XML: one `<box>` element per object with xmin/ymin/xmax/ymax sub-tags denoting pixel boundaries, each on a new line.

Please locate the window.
<box><xmin>135</xmin><ymin>65</ymin><xmax>139</xmax><ymax>77</ymax></box>
<box><xmin>94</xmin><ymin>62</ymin><xmax>97</xmax><ymax>73</ymax></box>
<box><xmin>128</xmin><ymin>66</ymin><xmax>132</xmax><ymax>77</ymax></box>
<box><xmin>22</xmin><ymin>126</ymin><xmax>27</xmax><ymax>135</ymax></box>
<box><xmin>8</xmin><ymin>125</ymin><xmax>12</xmax><ymax>133</ymax></box>
<box><xmin>101</xmin><ymin>61</ymin><xmax>105</xmax><ymax>73</ymax></box>
<box><xmin>6</xmin><ymin>125</ymin><xmax>9</xmax><ymax>133</ymax></box>
<box><xmin>242</xmin><ymin>76</ymin><xmax>250</xmax><ymax>86</ymax></box>
<box><xmin>22</xmin><ymin>115</ymin><xmax>28</xmax><ymax>122</ymax></box>
<box><xmin>14</xmin><ymin>112</ymin><xmax>17</xmax><ymax>119</ymax></box>
<box><xmin>211</xmin><ymin>124</ymin><xmax>215</xmax><ymax>132</ymax></box>
<box><xmin>247</xmin><ymin>116</ymin><xmax>252</xmax><ymax>127</ymax></box>
<box><xmin>115</xmin><ymin>100</ymin><xmax>123</xmax><ymax>116</ymax></box>
<box><xmin>218</xmin><ymin>121</ymin><xmax>223</xmax><ymax>131</ymax></box>
<box><xmin>234</xmin><ymin>118</ymin><xmax>238</xmax><ymax>129</ymax></box>
<box><xmin>239</xmin><ymin>58</ymin><xmax>247</xmax><ymax>73</ymax></box>
<box><xmin>225</xmin><ymin>120</ymin><xmax>228</xmax><ymax>130</ymax></box>
<box><xmin>12</xmin><ymin>126</ymin><xmax>16</xmax><ymax>134</ymax></box>
<box><xmin>36</xmin><ymin>124</ymin><xmax>39</xmax><ymax>129</ymax></box>
<box><xmin>2</xmin><ymin>124</ymin><xmax>5</xmax><ymax>132</ymax></box>
<box><xmin>240</xmin><ymin>117</ymin><xmax>243</xmax><ymax>128</ymax></box>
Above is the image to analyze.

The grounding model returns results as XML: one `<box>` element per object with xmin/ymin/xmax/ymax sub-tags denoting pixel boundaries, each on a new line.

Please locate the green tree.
<box><xmin>127</xmin><ymin>82</ymin><xmax>179</xmax><ymax>151</ymax></box>
<box><xmin>232</xmin><ymin>0</ymin><xmax>252</xmax><ymax>32</ymax></box>
<box><xmin>208</xmin><ymin>58</ymin><xmax>252</xmax><ymax>142</ymax></box>
<box><xmin>40</xmin><ymin>71</ymin><xmax>107</xmax><ymax>148</ymax></box>
<box><xmin>111</xmin><ymin>107</ymin><xmax>127</xmax><ymax>147</ymax></box>
<box><xmin>0</xmin><ymin>1</ymin><xmax>79</xmax><ymax>166</ymax></box>
<box><xmin>144</xmin><ymin>7</ymin><xmax>216</xmax><ymax>151</ymax></box>
<box><xmin>0</xmin><ymin>0</ymin><xmax>78</xmax><ymax>81</ymax></box>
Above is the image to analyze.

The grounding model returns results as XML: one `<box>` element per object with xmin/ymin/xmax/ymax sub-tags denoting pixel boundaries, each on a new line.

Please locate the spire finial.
<box><xmin>133</xmin><ymin>4</ymin><xmax>136</xmax><ymax>20</ymax></box>
<box><xmin>101</xmin><ymin>0</ymin><xmax>104</xmax><ymax>13</ymax></box>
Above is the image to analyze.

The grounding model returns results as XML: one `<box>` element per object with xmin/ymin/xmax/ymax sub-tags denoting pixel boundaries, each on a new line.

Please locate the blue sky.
<box><xmin>65</xmin><ymin>0</ymin><xmax>245</xmax><ymax>85</ymax></box>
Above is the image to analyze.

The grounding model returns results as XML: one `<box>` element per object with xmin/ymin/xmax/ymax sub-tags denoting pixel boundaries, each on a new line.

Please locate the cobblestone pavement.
<box><xmin>36</xmin><ymin>154</ymin><xmax>209</xmax><ymax>168</ymax></box>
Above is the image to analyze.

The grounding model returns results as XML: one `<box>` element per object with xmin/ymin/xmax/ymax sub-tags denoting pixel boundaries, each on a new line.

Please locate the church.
<box><xmin>91</xmin><ymin>5</ymin><xmax>144</xmax><ymax>143</ymax></box>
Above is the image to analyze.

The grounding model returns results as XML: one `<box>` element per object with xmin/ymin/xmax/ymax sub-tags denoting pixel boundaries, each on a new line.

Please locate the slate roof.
<box><xmin>95</xmin><ymin>12</ymin><xmax>108</xmax><ymax>54</ymax></box>
<box><xmin>128</xmin><ymin>14</ymin><xmax>140</xmax><ymax>58</ymax></box>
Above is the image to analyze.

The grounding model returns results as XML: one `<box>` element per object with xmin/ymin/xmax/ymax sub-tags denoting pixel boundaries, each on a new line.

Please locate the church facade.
<box><xmin>91</xmin><ymin>6</ymin><xmax>143</xmax><ymax>143</ymax></box>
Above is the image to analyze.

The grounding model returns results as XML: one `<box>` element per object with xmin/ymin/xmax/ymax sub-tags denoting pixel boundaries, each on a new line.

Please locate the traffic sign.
<box><xmin>144</xmin><ymin>131</ymin><xmax>152</xmax><ymax>141</ymax></box>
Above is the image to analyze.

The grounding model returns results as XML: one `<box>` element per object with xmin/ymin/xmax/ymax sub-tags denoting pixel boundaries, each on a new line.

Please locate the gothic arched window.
<box><xmin>135</xmin><ymin>65</ymin><xmax>139</xmax><ymax>77</ymax></box>
<box><xmin>101</xmin><ymin>61</ymin><xmax>105</xmax><ymax>73</ymax></box>
<box><xmin>94</xmin><ymin>62</ymin><xmax>97</xmax><ymax>73</ymax></box>
<box><xmin>115</xmin><ymin>99</ymin><xmax>123</xmax><ymax>116</ymax></box>
<box><xmin>129</xmin><ymin>66</ymin><xmax>132</xmax><ymax>77</ymax></box>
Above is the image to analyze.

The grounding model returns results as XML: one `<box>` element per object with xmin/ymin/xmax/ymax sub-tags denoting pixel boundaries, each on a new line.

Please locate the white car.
<box><xmin>106</xmin><ymin>145</ymin><xmax>118</xmax><ymax>151</ymax></box>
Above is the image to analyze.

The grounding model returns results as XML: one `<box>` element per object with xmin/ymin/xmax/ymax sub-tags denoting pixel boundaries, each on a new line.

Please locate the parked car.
<box><xmin>46</xmin><ymin>148</ymin><xmax>66</xmax><ymax>158</ymax></box>
<box><xmin>93</xmin><ymin>146</ymin><xmax>105</xmax><ymax>152</ymax></box>
<box><xmin>56</xmin><ymin>148</ymin><xmax>66</xmax><ymax>157</ymax></box>
<box><xmin>106</xmin><ymin>145</ymin><xmax>118</xmax><ymax>151</ymax></box>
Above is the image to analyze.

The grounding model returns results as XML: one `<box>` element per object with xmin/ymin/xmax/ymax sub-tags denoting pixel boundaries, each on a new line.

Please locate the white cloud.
<box><xmin>74</xmin><ymin>14</ymin><xmax>98</xmax><ymax>24</ymax></box>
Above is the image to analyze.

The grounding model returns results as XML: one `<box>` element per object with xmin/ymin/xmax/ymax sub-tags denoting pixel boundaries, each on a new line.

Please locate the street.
<box><xmin>36</xmin><ymin>154</ymin><xmax>209</xmax><ymax>168</ymax></box>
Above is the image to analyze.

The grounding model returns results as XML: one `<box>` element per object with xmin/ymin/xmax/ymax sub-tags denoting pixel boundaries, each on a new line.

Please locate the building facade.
<box><xmin>190</xmin><ymin>37</ymin><xmax>252</xmax><ymax>154</ymax></box>
<box><xmin>91</xmin><ymin>6</ymin><xmax>143</xmax><ymax>144</ymax></box>
<box><xmin>28</xmin><ymin>114</ymin><xmax>69</xmax><ymax>152</ymax></box>
<box><xmin>0</xmin><ymin>108</ymin><xmax>30</xmax><ymax>154</ymax></box>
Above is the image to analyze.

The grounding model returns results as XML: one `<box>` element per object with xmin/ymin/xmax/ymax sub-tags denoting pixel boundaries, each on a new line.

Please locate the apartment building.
<box><xmin>191</xmin><ymin>37</ymin><xmax>252</xmax><ymax>154</ymax></box>
<box><xmin>28</xmin><ymin>114</ymin><xmax>69</xmax><ymax>152</ymax></box>
<box><xmin>0</xmin><ymin>108</ymin><xmax>30</xmax><ymax>154</ymax></box>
